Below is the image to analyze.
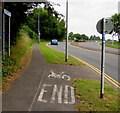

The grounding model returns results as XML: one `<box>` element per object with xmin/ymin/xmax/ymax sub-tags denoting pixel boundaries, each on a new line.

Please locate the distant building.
<box><xmin>118</xmin><ymin>1</ymin><xmax>120</xmax><ymax>13</ymax></box>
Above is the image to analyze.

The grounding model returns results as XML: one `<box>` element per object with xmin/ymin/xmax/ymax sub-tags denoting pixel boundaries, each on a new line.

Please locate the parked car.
<box><xmin>51</xmin><ymin>39</ymin><xmax>58</xmax><ymax>45</ymax></box>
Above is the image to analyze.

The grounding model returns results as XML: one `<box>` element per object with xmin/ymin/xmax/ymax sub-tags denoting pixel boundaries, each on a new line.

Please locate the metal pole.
<box><xmin>65</xmin><ymin>0</ymin><xmax>68</xmax><ymax>62</ymax></box>
<box><xmin>38</xmin><ymin>8</ymin><xmax>40</xmax><ymax>44</ymax></box>
<box><xmin>112</xmin><ymin>35</ymin><xmax>114</xmax><ymax>46</ymax></box>
<box><xmin>8</xmin><ymin>17</ymin><xmax>10</xmax><ymax>57</ymax></box>
<box><xmin>2</xmin><ymin>13</ymin><xmax>5</xmax><ymax>54</ymax></box>
<box><xmin>100</xmin><ymin>18</ymin><xmax>106</xmax><ymax>98</ymax></box>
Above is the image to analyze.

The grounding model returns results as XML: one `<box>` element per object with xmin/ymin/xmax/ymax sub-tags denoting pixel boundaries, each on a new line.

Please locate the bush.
<box><xmin>2</xmin><ymin>30</ymin><xmax>33</xmax><ymax>78</ymax></box>
<box><xmin>75</xmin><ymin>39</ymin><xmax>85</xmax><ymax>42</ymax></box>
<box><xmin>21</xmin><ymin>25</ymin><xmax>38</xmax><ymax>39</ymax></box>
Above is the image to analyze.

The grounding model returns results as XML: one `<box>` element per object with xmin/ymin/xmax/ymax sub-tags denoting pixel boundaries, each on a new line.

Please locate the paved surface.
<box><xmin>49</xmin><ymin>42</ymin><xmax>119</xmax><ymax>86</ymax></box>
<box><xmin>2</xmin><ymin>44</ymin><xmax>100</xmax><ymax>111</ymax></box>
<box><xmin>71</xmin><ymin>41</ymin><xmax>119</xmax><ymax>55</ymax></box>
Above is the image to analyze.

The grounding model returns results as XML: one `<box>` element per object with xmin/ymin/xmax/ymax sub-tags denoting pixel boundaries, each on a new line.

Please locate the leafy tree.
<box><xmin>81</xmin><ymin>34</ymin><xmax>89</xmax><ymax>40</ymax></box>
<box><xmin>26</xmin><ymin>7</ymin><xmax>65</xmax><ymax>41</ymax></box>
<box><xmin>111</xmin><ymin>13</ymin><xmax>120</xmax><ymax>42</ymax></box>
<box><xmin>68</xmin><ymin>32</ymin><xmax>74</xmax><ymax>39</ymax></box>
<box><xmin>90</xmin><ymin>35</ymin><xmax>100</xmax><ymax>40</ymax></box>
<box><xmin>3</xmin><ymin>2</ymin><xmax>54</xmax><ymax>44</ymax></box>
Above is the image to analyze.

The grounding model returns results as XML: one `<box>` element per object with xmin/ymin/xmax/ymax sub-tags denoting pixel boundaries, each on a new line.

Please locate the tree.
<box><xmin>26</xmin><ymin>7</ymin><xmax>65</xmax><ymax>41</ymax></box>
<box><xmin>90</xmin><ymin>35</ymin><xmax>100</xmax><ymax>40</ymax></box>
<box><xmin>3</xmin><ymin>2</ymin><xmax>54</xmax><ymax>44</ymax></box>
<box><xmin>68</xmin><ymin>32</ymin><xmax>74</xmax><ymax>39</ymax></box>
<box><xmin>111</xmin><ymin>13</ymin><xmax>120</xmax><ymax>42</ymax></box>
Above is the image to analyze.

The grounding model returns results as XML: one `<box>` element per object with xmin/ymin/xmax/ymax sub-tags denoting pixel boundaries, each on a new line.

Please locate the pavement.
<box><xmin>2</xmin><ymin>43</ymin><xmax>100</xmax><ymax>112</ymax></box>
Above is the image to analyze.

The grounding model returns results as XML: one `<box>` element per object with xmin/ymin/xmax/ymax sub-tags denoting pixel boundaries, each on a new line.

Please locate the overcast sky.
<box><xmin>49</xmin><ymin>0</ymin><xmax>119</xmax><ymax>40</ymax></box>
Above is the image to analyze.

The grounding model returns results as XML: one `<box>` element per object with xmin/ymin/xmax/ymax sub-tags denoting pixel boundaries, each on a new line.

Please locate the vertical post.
<box><xmin>38</xmin><ymin>8</ymin><xmax>40</xmax><ymax>44</ymax></box>
<box><xmin>8</xmin><ymin>17</ymin><xmax>10</xmax><ymax>57</ymax></box>
<box><xmin>65</xmin><ymin>0</ymin><xmax>68</xmax><ymax>62</ymax></box>
<box><xmin>112</xmin><ymin>35</ymin><xmax>114</xmax><ymax>46</ymax></box>
<box><xmin>2</xmin><ymin>12</ymin><xmax>5</xmax><ymax>54</ymax></box>
<box><xmin>100</xmin><ymin>18</ymin><xmax>106</xmax><ymax>98</ymax></box>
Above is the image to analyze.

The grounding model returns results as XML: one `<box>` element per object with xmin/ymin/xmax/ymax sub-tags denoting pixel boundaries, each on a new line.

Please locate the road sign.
<box><xmin>105</xmin><ymin>19</ymin><xmax>114</xmax><ymax>34</ymax></box>
<box><xmin>4</xmin><ymin>9</ymin><xmax>11</xmax><ymax>17</ymax></box>
<box><xmin>96</xmin><ymin>18</ymin><xmax>114</xmax><ymax>34</ymax></box>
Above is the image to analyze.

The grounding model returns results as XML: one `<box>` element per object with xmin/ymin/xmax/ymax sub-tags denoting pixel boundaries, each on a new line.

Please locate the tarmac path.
<box><xmin>2</xmin><ymin>44</ymin><xmax>100</xmax><ymax>112</ymax></box>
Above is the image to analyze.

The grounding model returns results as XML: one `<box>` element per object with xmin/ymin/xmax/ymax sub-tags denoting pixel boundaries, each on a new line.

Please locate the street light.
<box><xmin>38</xmin><ymin>5</ymin><xmax>40</xmax><ymax>44</ymax></box>
<box><xmin>65</xmin><ymin>0</ymin><xmax>68</xmax><ymax>62</ymax></box>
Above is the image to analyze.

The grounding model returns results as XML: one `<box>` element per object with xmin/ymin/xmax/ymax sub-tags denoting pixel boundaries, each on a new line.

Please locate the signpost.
<box><xmin>2</xmin><ymin>9</ymin><xmax>11</xmax><ymax>57</ymax></box>
<box><xmin>96</xmin><ymin>18</ymin><xmax>113</xmax><ymax>98</ymax></box>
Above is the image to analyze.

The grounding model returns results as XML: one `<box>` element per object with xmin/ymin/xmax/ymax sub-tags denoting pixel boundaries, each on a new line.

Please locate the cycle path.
<box><xmin>2</xmin><ymin>44</ymin><xmax>100</xmax><ymax>112</ymax></box>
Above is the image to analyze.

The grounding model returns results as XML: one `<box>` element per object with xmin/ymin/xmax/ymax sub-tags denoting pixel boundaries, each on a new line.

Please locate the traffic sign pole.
<box><xmin>100</xmin><ymin>18</ymin><xmax>106</xmax><ymax>98</ymax></box>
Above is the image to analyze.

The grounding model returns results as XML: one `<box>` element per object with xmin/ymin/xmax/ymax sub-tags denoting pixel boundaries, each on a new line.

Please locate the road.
<box><xmin>49</xmin><ymin>42</ymin><xmax>119</xmax><ymax>87</ymax></box>
<box><xmin>79</xmin><ymin>41</ymin><xmax>119</xmax><ymax>53</ymax></box>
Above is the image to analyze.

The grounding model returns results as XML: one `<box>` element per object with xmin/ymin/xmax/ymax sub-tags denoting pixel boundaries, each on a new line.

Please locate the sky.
<box><xmin>48</xmin><ymin>0</ymin><xmax>120</xmax><ymax>40</ymax></box>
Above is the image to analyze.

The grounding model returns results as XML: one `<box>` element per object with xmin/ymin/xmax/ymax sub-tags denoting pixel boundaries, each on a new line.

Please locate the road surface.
<box><xmin>49</xmin><ymin>42</ymin><xmax>119</xmax><ymax>87</ymax></box>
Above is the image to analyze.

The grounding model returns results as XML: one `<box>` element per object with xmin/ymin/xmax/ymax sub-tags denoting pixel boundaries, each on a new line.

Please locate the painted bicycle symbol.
<box><xmin>48</xmin><ymin>70</ymin><xmax>71</xmax><ymax>81</ymax></box>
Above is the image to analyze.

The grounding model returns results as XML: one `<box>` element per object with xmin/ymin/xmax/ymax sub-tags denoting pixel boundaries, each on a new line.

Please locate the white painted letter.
<box><xmin>51</xmin><ymin>85</ymin><xmax>63</xmax><ymax>103</ymax></box>
<box><xmin>38</xmin><ymin>84</ymin><xmax>51</xmax><ymax>103</ymax></box>
<box><xmin>64</xmin><ymin>85</ymin><xmax>75</xmax><ymax>104</ymax></box>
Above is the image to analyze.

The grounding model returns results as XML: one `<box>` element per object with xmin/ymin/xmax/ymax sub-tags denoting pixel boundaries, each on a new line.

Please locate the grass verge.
<box><xmin>73</xmin><ymin>79</ymin><xmax>119</xmax><ymax>111</ymax></box>
<box><xmin>100</xmin><ymin>42</ymin><xmax>120</xmax><ymax>49</ymax></box>
<box><xmin>2</xmin><ymin>31</ymin><xmax>34</xmax><ymax>92</ymax></box>
<box><xmin>38</xmin><ymin>42</ymin><xmax>83</xmax><ymax>66</ymax></box>
<box><xmin>105</xmin><ymin>44</ymin><xmax>120</xmax><ymax>49</ymax></box>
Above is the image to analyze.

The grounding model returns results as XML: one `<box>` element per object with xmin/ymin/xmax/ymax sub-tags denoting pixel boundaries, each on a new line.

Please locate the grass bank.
<box><xmin>100</xmin><ymin>41</ymin><xmax>120</xmax><ymax>49</ymax></box>
<box><xmin>105</xmin><ymin>44</ymin><xmax>120</xmax><ymax>49</ymax></box>
<box><xmin>2</xmin><ymin>31</ymin><xmax>34</xmax><ymax>92</ymax></box>
<box><xmin>38</xmin><ymin>42</ymin><xmax>83</xmax><ymax>66</ymax></box>
<box><xmin>73</xmin><ymin>79</ymin><xmax>119</xmax><ymax>111</ymax></box>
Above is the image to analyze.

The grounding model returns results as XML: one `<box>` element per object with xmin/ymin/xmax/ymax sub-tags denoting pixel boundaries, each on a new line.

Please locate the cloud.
<box><xmin>50</xmin><ymin>0</ymin><xmax>119</xmax><ymax>39</ymax></box>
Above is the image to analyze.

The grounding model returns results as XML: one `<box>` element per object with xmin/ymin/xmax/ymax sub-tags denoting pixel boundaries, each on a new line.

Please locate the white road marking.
<box><xmin>51</xmin><ymin>85</ymin><xmax>63</xmax><ymax>103</ymax></box>
<box><xmin>38</xmin><ymin>84</ymin><xmax>75</xmax><ymax>104</ymax></box>
<box><xmin>69</xmin><ymin>86</ymin><xmax>76</xmax><ymax>104</ymax></box>
<box><xmin>48</xmin><ymin>70</ymin><xmax>71</xmax><ymax>81</ymax></box>
<box><xmin>64</xmin><ymin>85</ymin><xmax>75</xmax><ymax>104</ymax></box>
<box><xmin>64</xmin><ymin>85</ymin><xmax>68</xmax><ymax>104</ymax></box>
<box><xmin>38</xmin><ymin>84</ymin><xmax>51</xmax><ymax>103</ymax></box>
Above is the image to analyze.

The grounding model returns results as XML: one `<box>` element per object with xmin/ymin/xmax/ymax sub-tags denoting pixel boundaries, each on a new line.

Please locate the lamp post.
<box><xmin>65</xmin><ymin>0</ymin><xmax>68</xmax><ymax>62</ymax></box>
<box><xmin>38</xmin><ymin>6</ymin><xmax>40</xmax><ymax>44</ymax></box>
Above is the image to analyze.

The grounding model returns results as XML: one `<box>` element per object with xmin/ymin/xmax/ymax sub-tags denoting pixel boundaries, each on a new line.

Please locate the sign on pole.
<box><xmin>96</xmin><ymin>18</ymin><xmax>114</xmax><ymax>98</ymax></box>
<box><xmin>2</xmin><ymin>9</ymin><xmax>11</xmax><ymax>57</ymax></box>
<box><xmin>4</xmin><ymin>9</ymin><xmax>11</xmax><ymax>17</ymax></box>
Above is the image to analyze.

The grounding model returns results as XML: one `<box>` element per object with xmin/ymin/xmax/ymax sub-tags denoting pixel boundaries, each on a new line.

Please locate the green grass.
<box><xmin>73</xmin><ymin>79</ymin><xmax>119</xmax><ymax>111</ymax></box>
<box><xmin>105</xmin><ymin>44</ymin><xmax>120</xmax><ymax>49</ymax></box>
<box><xmin>38</xmin><ymin>42</ymin><xmax>83</xmax><ymax>66</ymax></box>
<box><xmin>2</xmin><ymin>30</ymin><xmax>34</xmax><ymax>92</ymax></box>
<box><xmin>2</xmin><ymin>31</ymin><xmax>34</xmax><ymax>78</ymax></box>
<box><xmin>100</xmin><ymin>43</ymin><xmax>120</xmax><ymax>49</ymax></box>
<box><xmin>114</xmin><ymin>41</ymin><xmax>120</xmax><ymax>45</ymax></box>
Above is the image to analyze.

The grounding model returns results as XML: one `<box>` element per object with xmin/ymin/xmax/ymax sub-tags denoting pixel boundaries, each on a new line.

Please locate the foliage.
<box><xmin>2</xmin><ymin>30</ymin><xmax>33</xmax><ymax>78</ymax></box>
<box><xmin>21</xmin><ymin>25</ymin><xmax>38</xmax><ymax>39</ymax></box>
<box><xmin>75</xmin><ymin>39</ymin><xmax>85</xmax><ymax>42</ymax></box>
<box><xmin>73</xmin><ymin>79</ymin><xmax>119</xmax><ymax>111</ymax></box>
<box><xmin>69</xmin><ymin>32</ymin><xmax>89</xmax><ymax>41</ymax></box>
<box><xmin>89</xmin><ymin>35</ymin><xmax>100</xmax><ymax>40</ymax></box>
<box><xmin>111</xmin><ymin>13</ymin><xmax>120</xmax><ymax>42</ymax></box>
<box><xmin>3</xmin><ymin>2</ymin><xmax>54</xmax><ymax>44</ymax></box>
<box><xmin>26</xmin><ymin>7</ymin><xmax>66</xmax><ymax>41</ymax></box>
